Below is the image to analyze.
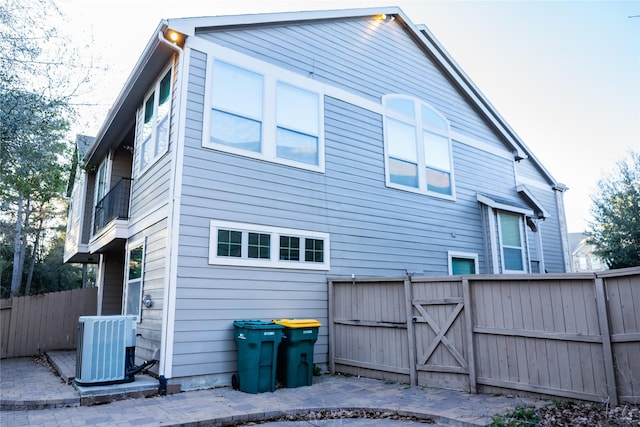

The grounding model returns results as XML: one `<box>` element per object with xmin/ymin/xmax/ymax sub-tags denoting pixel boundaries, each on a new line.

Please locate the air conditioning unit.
<box><xmin>75</xmin><ymin>315</ymin><xmax>137</xmax><ymax>386</ymax></box>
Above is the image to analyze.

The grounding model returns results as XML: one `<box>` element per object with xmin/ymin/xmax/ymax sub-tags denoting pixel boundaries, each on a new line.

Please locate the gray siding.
<box><xmin>198</xmin><ymin>18</ymin><xmax>507</xmax><ymax>148</ymax></box>
<box><xmin>134</xmin><ymin>219</ymin><xmax>167</xmax><ymax>368</ymax></box>
<box><xmin>517</xmin><ymin>157</ymin><xmax>553</xmax><ymax>184</ymax></box>
<box><xmin>168</xmin><ymin>18</ymin><xmax>567</xmax><ymax>384</ymax></box>
<box><xmin>172</xmin><ymin>49</ymin><xmax>329</xmax><ymax>381</ymax></box>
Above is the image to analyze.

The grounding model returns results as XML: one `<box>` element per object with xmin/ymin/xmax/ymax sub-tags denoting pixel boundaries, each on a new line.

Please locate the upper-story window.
<box><xmin>205</xmin><ymin>59</ymin><xmax>324</xmax><ymax>172</ymax></box>
<box><xmin>383</xmin><ymin>95</ymin><xmax>454</xmax><ymax>198</ymax></box>
<box><xmin>137</xmin><ymin>68</ymin><xmax>172</xmax><ymax>175</ymax></box>
<box><xmin>498</xmin><ymin>211</ymin><xmax>526</xmax><ymax>273</ymax></box>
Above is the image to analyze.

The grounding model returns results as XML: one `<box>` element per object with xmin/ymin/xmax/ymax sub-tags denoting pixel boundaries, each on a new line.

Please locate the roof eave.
<box><xmin>84</xmin><ymin>20</ymin><xmax>170</xmax><ymax>165</ymax></box>
<box><xmin>414</xmin><ymin>23</ymin><xmax>559</xmax><ymax>186</ymax></box>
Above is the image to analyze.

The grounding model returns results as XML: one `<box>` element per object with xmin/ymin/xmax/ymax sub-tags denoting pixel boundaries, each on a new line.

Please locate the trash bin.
<box><xmin>273</xmin><ymin>318</ymin><xmax>321</xmax><ymax>388</ymax></box>
<box><xmin>232</xmin><ymin>320</ymin><xmax>284</xmax><ymax>393</ymax></box>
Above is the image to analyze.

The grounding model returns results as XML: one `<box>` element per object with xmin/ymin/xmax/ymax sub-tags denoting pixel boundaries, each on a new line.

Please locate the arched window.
<box><xmin>383</xmin><ymin>95</ymin><xmax>454</xmax><ymax>197</ymax></box>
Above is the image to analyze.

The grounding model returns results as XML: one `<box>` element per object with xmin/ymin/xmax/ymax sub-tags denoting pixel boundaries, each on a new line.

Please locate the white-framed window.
<box><xmin>383</xmin><ymin>95</ymin><xmax>455</xmax><ymax>198</ymax></box>
<box><xmin>204</xmin><ymin>58</ymin><xmax>324</xmax><ymax>172</ymax></box>
<box><xmin>448</xmin><ymin>251</ymin><xmax>479</xmax><ymax>275</ymax></box>
<box><xmin>124</xmin><ymin>240</ymin><xmax>145</xmax><ymax>321</ymax></box>
<box><xmin>209</xmin><ymin>220</ymin><xmax>330</xmax><ymax>270</ymax></box>
<box><xmin>137</xmin><ymin>67</ymin><xmax>172</xmax><ymax>175</ymax></box>
<box><xmin>498</xmin><ymin>212</ymin><xmax>526</xmax><ymax>273</ymax></box>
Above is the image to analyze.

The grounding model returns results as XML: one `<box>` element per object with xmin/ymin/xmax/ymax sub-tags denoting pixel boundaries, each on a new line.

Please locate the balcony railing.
<box><xmin>93</xmin><ymin>178</ymin><xmax>132</xmax><ymax>234</ymax></box>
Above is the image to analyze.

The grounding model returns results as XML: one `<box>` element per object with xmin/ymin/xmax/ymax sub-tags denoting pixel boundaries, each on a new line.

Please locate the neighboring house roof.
<box><xmin>82</xmin><ymin>6</ymin><xmax>562</xmax><ymax>189</ymax></box>
<box><xmin>76</xmin><ymin>134</ymin><xmax>95</xmax><ymax>159</ymax></box>
<box><xmin>568</xmin><ymin>232</ymin><xmax>587</xmax><ymax>254</ymax></box>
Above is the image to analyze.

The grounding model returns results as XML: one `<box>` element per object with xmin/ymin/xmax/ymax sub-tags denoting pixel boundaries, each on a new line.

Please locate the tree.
<box><xmin>587</xmin><ymin>150</ymin><xmax>640</xmax><ymax>269</ymax></box>
<box><xmin>0</xmin><ymin>0</ymin><xmax>94</xmax><ymax>297</ymax></box>
<box><xmin>1</xmin><ymin>88</ymin><xmax>71</xmax><ymax>296</ymax></box>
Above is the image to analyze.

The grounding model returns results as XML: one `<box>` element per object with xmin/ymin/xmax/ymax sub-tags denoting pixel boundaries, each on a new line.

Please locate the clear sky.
<box><xmin>58</xmin><ymin>0</ymin><xmax>640</xmax><ymax>233</ymax></box>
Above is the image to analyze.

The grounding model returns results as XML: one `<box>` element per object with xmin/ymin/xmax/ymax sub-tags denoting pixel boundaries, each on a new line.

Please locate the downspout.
<box><xmin>553</xmin><ymin>183</ymin><xmax>572</xmax><ymax>272</ymax></box>
<box><xmin>157</xmin><ymin>27</ymin><xmax>184</xmax><ymax>392</ymax></box>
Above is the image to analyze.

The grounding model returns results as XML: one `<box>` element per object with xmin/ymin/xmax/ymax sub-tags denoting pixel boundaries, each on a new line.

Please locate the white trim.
<box><xmin>450</xmin><ymin>131</ymin><xmax>513</xmax><ymax>160</ymax></box>
<box><xmin>88</xmin><ymin>219</ymin><xmax>128</xmax><ymax>253</ymax></box>
<box><xmin>162</xmin><ymin>49</ymin><xmax>189</xmax><ymax>379</ymax></box>
<box><xmin>127</xmin><ymin>203</ymin><xmax>169</xmax><ymax>237</ymax></box>
<box><xmin>96</xmin><ymin>254</ymin><xmax>105</xmax><ymax>315</ymax></box>
<box><xmin>487</xmin><ymin>206</ymin><xmax>500</xmax><ymax>274</ymax></box>
<box><xmin>199</xmin><ymin>41</ymin><xmax>326</xmax><ymax>173</ymax></box>
<box><xmin>517</xmin><ymin>175</ymin><xmax>553</xmax><ymax>191</ymax></box>
<box><xmin>448</xmin><ymin>251</ymin><xmax>479</xmax><ymax>275</ymax></box>
<box><xmin>535</xmin><ymin>224</ymin><xmax>545</xmax><ymax>273</ymax></box>
<box><xmin>517</xmin><ymin>184</ymin><xmax>549</xmax><ymax>218</ymax></box>
<box><xmin>209</xmin><ymin>220</ymin><xmax>330</xmax><ymax>271</ymax></box>
<box><xmin>169</xmin><ymin>7</ymin><xmax>403</xmax><ymax>37</ymax></box>
<box><xmin>477</xmin><ymin>194</ymin><xmax>534</xmax><ymax>217</ymax></box>
<box><xmin>123</xmin><ymin>238</ymin><xmax>146</xmax><ymax>322</ymax></box>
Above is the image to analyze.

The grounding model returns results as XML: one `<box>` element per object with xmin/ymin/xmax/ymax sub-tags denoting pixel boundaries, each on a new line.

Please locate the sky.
<box><xmin>57</xmin><ymin>0</ymin><xmax>640</xmax><ymax>233</ymax></box>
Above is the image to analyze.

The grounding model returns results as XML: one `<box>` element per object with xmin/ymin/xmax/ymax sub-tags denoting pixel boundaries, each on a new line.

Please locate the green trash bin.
<box><xmin>232</xmin><ymin>320</ymin><xmax>284</xmax><ymax>393</ymax></box>
<box><xmin>273</xmin><ymin>319</ymin><xmax>321</xmax><ymax>388</ymax></box>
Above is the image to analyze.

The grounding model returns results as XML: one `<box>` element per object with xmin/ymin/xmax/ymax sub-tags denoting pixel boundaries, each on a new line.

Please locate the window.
<box><xmin>448</xmin><ymin>251</ymin><xmax>478</xmax><ymax>275</ymax></box>
<box><xmin>209</xmin><ymin>220</ymin><xmax>330</xmax><ymax>270</ymax></box>
<box><xmin>305</xmin><ymin>239</ymin><xmax>324</xmax><ymax>263</ymax></box>
<box><xmin>205</xmin><ymin>60</ymin><xmax>323</xmax><ymax>171</ymax></box>
<box><xmin>137</xmin><ymin>68</ymin><xmax>172</xmax><ymax>174</ymax></box>
<box><xmin>498</xmin><ymin>212</ymin><xmax>526</xmax><ymax>272</ymax></box>
<box><xmin>217</xmin><ymin>230</ymin><xmax>242</xmax><ymax>257</ymax></box>
<box><xmin>279</xmin><ymin>236</ymin><xmax>300</xmax><ymax>261</ymax></box>
<box><xmin>248</xmin><ymin>232</ymin><xmax>270</xmax><ymax>259</ymax></box>
<box><xmin>124</xmin><ymin>242</ymin><xmax>145</xmax><ymax>321</ymax></box>
<box><xmin>383</xmin><ymin>95</ymin><xmax>454</xmax><ymax>197</ymax></box>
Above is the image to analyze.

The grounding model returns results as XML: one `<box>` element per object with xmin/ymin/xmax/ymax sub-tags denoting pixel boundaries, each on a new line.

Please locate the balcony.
<box><xmin>94</xmin><ymin>178</ymin><xmax>132</xmax><ymax>235</ymax></box>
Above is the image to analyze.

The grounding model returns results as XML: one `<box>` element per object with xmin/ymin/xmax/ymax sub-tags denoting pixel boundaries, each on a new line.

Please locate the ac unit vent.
<box><xmin>75</xmin><ymin>315</ymin><xmax>136</xmax><ymax>386</ymax></box>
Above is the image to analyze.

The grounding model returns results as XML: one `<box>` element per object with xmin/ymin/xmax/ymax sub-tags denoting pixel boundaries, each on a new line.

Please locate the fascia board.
<box><xmin>414</xmin><ymin>23</ymin><xmax>561</xmax><ymax>187</ymax></box>
<box><xmin>167</xmin><ymin>7</ymin><xmax>403</xmax><ymax>36</ymax></box>
<box><xmin>84</xmin><ymin>20</ymin><xmax>170</xmax><ymax>164</ymax></box>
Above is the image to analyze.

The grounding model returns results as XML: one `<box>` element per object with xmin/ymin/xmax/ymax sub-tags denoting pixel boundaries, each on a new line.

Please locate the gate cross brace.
<box><xmin>414</xmin><ymin>302</ymin><xmax>468</xmax><ymax>368</ymax></box>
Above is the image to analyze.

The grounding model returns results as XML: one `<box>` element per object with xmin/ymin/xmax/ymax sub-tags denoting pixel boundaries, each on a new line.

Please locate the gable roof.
<box><xmin>83</xmin><ymin>6</ymin><xmax>559</xmax><ymax>187</ymax></box>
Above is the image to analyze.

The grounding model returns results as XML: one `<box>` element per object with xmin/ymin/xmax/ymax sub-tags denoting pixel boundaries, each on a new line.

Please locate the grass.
<box><xmin>489</xmin><ymin>405</ymin><xmax>540</xmax><ymax>427</ymax></box>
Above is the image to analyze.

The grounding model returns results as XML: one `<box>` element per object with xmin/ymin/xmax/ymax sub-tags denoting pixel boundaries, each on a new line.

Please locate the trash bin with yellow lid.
<box><xmin>273</xmin><ymin>318</ymin><xmax>321</xmax><ymax>388</ymax></box>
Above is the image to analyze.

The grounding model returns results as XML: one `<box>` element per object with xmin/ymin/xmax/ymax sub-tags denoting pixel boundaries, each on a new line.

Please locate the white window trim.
<box><xmin>202</xmin><ymin>48</ymin><xmax>325</xmax><ymax>173</ymax></box>
<box><xmin>124</xmin><ymin>238</ymin><xmax>145</xmax><ymax>322</ymax></box>
<box><xmin>382</xmin><ymin>94</ymin><xmax>456</xmax><ymax>200</ymax></box>
<box><xmin>448</xmin><ymin>251</ymin><xmax>479</xmax><ymax>275</ymax></box>
<box><xmin>209</xmin><ymin>220</ymin><xmax>330</xmax><ymax>270</ymax></box>
<box><xmin>497</xmin><ymin>211</ymin><xmax>528</xmax><ymax>274</ymax></box>
<box><xmin>135</xmin><ymin>65</ymin><xmax>173</xmax><ymax>178</ymax></box>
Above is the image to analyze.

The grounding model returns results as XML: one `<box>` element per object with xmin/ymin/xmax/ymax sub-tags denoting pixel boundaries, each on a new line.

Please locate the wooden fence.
<box><xmin>329</xmin><ymin>267</ymin><xmax>640</xmax><ymax>405</ymax></box>
<box><xmin>1</xmin><ymin>287</ymin><xmax>97</xmax><ymax>358</ymax></box>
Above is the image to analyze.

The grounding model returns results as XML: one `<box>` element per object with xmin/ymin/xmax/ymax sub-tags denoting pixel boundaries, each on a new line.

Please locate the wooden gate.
<box><xmin>411</xmin><ymin>278</ymin><xmax>474</xmax><ymax>392</ymax></box>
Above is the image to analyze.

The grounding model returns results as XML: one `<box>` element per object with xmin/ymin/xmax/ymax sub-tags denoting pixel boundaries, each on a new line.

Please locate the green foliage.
<box><xmin>490</xmin><ymin>405</ymin><xmax>540</xmax><ymax>427</ymax></box>
<box><xmin>0</xmin><ymin>229</ymin><xmax>94</xmax><ymax>297</ymax></box>
<box><xmin>587</xmin><ymin>150</ymin><xmax>640</xmax><ymax>269</ymax></box>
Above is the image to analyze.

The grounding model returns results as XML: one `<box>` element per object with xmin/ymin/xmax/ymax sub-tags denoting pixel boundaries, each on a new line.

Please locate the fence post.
<box><xmin>328</xmin><ymin>280</ymin><xmax>336</xmax><ymax>375</ymax></box>
<box><xmin>404</xmin><ymin>277</ymin><xmax>417</xmax><ymax>386</ymax></box>
<box><xmin>594</xmin><ymin>276</ymin><xmax>618</xmax><ymax>406</ymax></box>
<box><xmin>462</xmin><ymin>278</ymin><xmax>477</xmax><ymax>394</ymax></box>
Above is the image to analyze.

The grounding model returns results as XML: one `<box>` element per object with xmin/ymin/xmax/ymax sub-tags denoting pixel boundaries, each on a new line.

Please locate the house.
<box><xmin>64</xmin><ymin>7</ymin><xmax>572</xmax><ymax>391</ymax></box>
<box><xmin>569</xmin><ymin>232</ymin><xmax>606</xmax><ymax>272</ymax></box>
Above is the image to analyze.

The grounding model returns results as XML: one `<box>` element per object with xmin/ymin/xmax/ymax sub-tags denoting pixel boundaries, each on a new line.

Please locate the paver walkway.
<box><xmin>1</xmin><ymin>356</ymin><xmax>543</xmax><ymax>426</ymax></box>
